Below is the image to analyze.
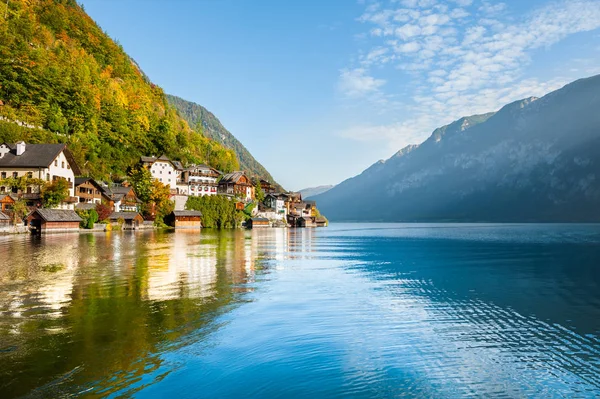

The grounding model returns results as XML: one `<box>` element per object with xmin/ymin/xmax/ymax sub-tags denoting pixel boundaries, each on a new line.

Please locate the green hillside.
<box><xmin>0</xmin><ymin>0</ymin><xmax>238</xmax><ymax>179</ymax></box>
<box><xmin>167</xmin><ymin>95</ymin><xmax>277</xmax><ymax>184</ymax></box>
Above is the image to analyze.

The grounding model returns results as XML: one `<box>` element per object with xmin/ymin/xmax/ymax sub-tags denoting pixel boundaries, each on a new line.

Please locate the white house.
<box><xmin>181</xmin><ymin>164</ymin><xmax>220</xmax><ymax>197</ymax></box>
<box><xmin>140</xmin><ymin>155</ymin><xmax>179</xmax><ymax>189</ymax></box>
<box><xmin>0</xmin><ymin>142</ymin><xmax>80</xmax><ymax>207</ymax></box>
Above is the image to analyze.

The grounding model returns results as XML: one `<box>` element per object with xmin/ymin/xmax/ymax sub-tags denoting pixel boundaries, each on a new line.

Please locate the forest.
<box><xmin>0</xmin><ymin>0</ymin><xmax>239</xmax><ymax>180</ymax></box>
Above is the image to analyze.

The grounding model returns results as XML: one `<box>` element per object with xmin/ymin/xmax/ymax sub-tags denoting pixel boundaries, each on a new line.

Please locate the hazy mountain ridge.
<box><xmin>167</xmin><ymin>95</ymin><xmax>277</xmax><ymax>184</ymax></box>
<box><xmin>299</xmin><ymin>185</ymin><xmax>334</xmax><ymax>199</ymax></box>
<box><xmin>313</xmin><ymin>75</ymin><xmax>600</xmax><ymax>222</ymax></box>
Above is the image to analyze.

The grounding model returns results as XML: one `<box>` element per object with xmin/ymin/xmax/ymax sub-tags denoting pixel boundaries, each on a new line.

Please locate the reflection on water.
<box><xmin>1</xmin><ymin>224</ymin><xmax>600</xmax><ymax>398</ymax></box>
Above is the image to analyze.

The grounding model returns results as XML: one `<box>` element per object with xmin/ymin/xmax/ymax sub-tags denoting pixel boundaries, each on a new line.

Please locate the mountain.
<box><xmin>313</xmin><ymin>75</ymin><xmax>600</xmax><ymax>222</ymax></box>
<box><xmin>0</xmin><ymin>0</ymin><xmax>238</xmax><ymax>178</ymax></box>
<box><xmin>167</xmin><ymin>95</ymin><xmax>277</xmax><ymax>184</ymax></box>
<box><xmin>299</xmin><ymin>185</ymin><xmax>334</xmax><ymax>199</ymax></box>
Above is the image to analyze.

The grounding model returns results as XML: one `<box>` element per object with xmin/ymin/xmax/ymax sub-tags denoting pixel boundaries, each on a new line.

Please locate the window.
<box><xmin>67</xmin><ymin>164</ymin><xmax>70</xmax><ymax>170</ymax></box>
<box><xmin>0</xmin><ymin>172</ymin><xmax>5</xmax><ymax>179</ymax></box>
<box><xmin>12</xmin><ymin>172</ymin><xmax>18</xmax><ymax>178</ymax></box>
<box><xmin>0</xmin><ymin>187</ymin><xmax>4</xmax><ymax>193</ymax></box>
<box><xmin>80</xmin><ymin>187</ymin><xmax>86</xmax><ymax>193</ymax></box>
<box><xmin>27</xmin><ymin>172</ymin><xmax>33</xmax><ymax>178</ymax></box>
<box><xmin>55</xmin><ymin>160</ymin><xmax>58</xmax><ymax>166</ymax></box>
<box><xmin>46</xmin><ymin>173</ymin><xmax>50</xmax><ymax>181</ymax></box>
<box><xmin>26</xmin><ymin>187</ymin><xmax>32</xmax><ymax>194</ymax></box>
<box><xmin>62</xmin><ymin>162</ymin><xmax>65</xmax><ymax>168</ymax></box>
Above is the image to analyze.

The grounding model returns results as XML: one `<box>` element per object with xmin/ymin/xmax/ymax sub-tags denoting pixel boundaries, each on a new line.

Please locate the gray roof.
<box><xmin>251</xmin><ymin>217</ymin><xmax>269</xmax><ymax>222</ymax></box>
<box><xmin>0</xmin><ymin>143</ymin><xmax>81</xmax><ymax>174</ymax></box>
<box><xmin>75</xmin><ymin>203</ymin><xmax>97</xmax><ymax>210</ymax></box>
<box><xmin>109</xmin><ymin>212</ymin><xmax>142</xmax><ymax>220</ymax></box>
<box><xmin>220</xmin><ymin>171</ymin><xmax>248</xmax><ymax>184</ymax></box>
<box><xmin>0</xmin><ymin>211</ymin><xmax>9</xmax><ymax>220</ymax></box>
<box><xmin>0</xmin><ymin>194</ymin><xmax>17</xmax><ymax>202</ymax></box>
<box><xmin>173</xmin><ymin>210</ymin><xmax>203</xmax><ymax>217</ymax></box>
<box><xmin>32</xmin><ymin>209</ymin><xmax>82</xmax><ymax>222</ymax></box>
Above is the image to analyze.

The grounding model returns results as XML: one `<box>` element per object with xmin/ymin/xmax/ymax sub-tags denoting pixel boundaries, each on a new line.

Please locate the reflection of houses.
<box><xmin>108</xmin><ymin>212</ymin><xmax>144</xmax><ymax>230</ymax></box>
<box><xmin>218</xmin><ymin>171</ymin><xmax>255</xmax><ymax>201</ymax></box>
<box><xmin>26</xmin><ymin>209</ymin><xmax>82</xmax><ymax>233</ymax></box>
<box><xmin>178</xmin><ymin>164</ymin><xmax>220</xmax><ymax>197</ymax></box>
<box><xmin>75</xmin><ymin>177</ymin><xmax>111</xmax><ymax>204</ymax></box>
<box><xmin>101</xmin><ymin>185</ymin><xmax>141</xmax><ymax>212</ymax></box>
<box><xmin>165</xmin><ymin>210</ymin><xmax>202</xmax><ymax>229</ymax></box>
<box><xmin>0</xmin><ymin>142</ymin><xmax>80</xmax><ymax>207</ymax></box>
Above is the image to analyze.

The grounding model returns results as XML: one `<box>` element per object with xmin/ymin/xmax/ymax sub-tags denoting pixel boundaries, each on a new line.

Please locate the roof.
<box><xmin>0</xmin><ymin>211</ymin><xmax>9</xmax><ymax>220</ymax></box>
<box><xmin>140</xmin><ymin>155</ymin><xmax>179</xmax><ymax>169</ymax></box>
<box><xmin>304</xmin><ymin>200</ymin><xmax>316</xmax><ymax>206</ymax></box>
<box><xmin>75</xmin><ymin>203</ymin><xmax>97</xmax><ymax>211</ymax></box>
<box><xmin>220</xmin><ymin>171</ymin><xmax>249</xmax><ymax>185</ymax></box>
<box><xmin>31</xmin><ymin>209</ymin><xmax>82</xmax><ymax>222</ymax></box>
<box><xmin>109</xmin><ymin>212</ymin><xmax>142</xmax><ymax>220</ymax></box>
<box><xmin>0</xmin><ymin>194</ymin><xmax>17</xmax><ymax>202</ymax></box>
<box><xmin>172</xmin><ymin>210</ymin><xmax>203</xmax><ymax>217</ymax></box>
<box><xmin>251</xmin><ymin>217</ymin><xmax>269</xmax><ymax>222</ymax></box>
<box><xmin>0</xmin><ymin>143</ymin><xmax>81</xmax><ymax>174</ymax></box>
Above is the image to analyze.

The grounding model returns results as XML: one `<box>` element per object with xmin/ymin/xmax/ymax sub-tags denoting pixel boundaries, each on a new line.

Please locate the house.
<box><xmin>108</xmin><ymin>212</ymin><xmax>144</xmax><ymax>230</ymax></box>
<box><xmin>26</xmin><ymin>209</ymin><xmax>82</xmax><ymax>233</ymax></box>
<box><xmin>140</xmin><ymin>155</ymin><xmax>180</xmax><ymax>190</ymax></box>
<box><xmin>0</xmin><ymin>193</ymin><xmax>16</xmax><ymax>212</ymax></box>
<box><xmin>218</xmin><ymin>171</ymin><xmax>255</xmax><ymax>201</ymax></box>
<box><xmin>247</xmin><ymin>217</ymin><xmax>270</xmax><ymax>229</ymax></box>
<box><xmin>102</xmin><ymin>185</ymin><xmax>141</xmax><ymax>213</ymax></box>
<box><xmin>260</xmin><ymin>179</ymin><xmax>276</xmax><ymax>194</ymax></box>
<box><xmin>264</xmin><ymin>193</ymin><xmax>288</xmax><ymax>216</ymax></box>
<box><xmin>297</xmin><ymin>216</ymin><xmax>316</xmax><ymax>228</ymax></box>
<box><xmin>165</xmin><ymin>210</ymin><xmax>203</xmax><ymax>229</ymax></box>
<box><xmin>0</xmin><ymin>211</ymin><xmax>10</xmax><ymax>230</ymax></box>
<box><xmin>284</xmin><ymin>192</ymin><xmax>303</xmax><ymax>214</ymax></box>
<box><xmin>315</xmin><ymin>217</ymin><xmax>328</xmax><ymax>227</ymax></box>
<box><xmin>0</xmin><ymin>142</ymin><xmax>81</xmax><ymax>207</ymax></box>
<box><xmin>179</xmin><ymin>164</ymin><xmax>220</xmax><ymax>197</ymax></box>
<box><xmin>75</xmin><ymin>177</ymin><xmax>111</xmax><ymax>204</ymax></box>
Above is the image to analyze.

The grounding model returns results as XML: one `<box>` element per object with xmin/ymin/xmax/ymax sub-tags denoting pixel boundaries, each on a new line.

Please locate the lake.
<box><xmin>1</xmin><ymin>224</ymin><xmax>600</xmax><ymax>398</ymax></box>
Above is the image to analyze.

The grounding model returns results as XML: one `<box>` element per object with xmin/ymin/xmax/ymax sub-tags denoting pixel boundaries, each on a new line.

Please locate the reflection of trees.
<box><xmin>0</xmin><ymin>230</ymin><xmax>260</xmax><ymax>398</ymax></box>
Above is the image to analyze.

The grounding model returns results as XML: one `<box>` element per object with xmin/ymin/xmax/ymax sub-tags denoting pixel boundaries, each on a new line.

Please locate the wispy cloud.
<box><xmin>338</xmin><ymin>0</ymin><xmax>600</xmax><ymax>151</ymax></box>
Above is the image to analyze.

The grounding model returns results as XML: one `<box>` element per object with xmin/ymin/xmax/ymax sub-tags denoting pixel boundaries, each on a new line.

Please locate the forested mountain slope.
<box><xmin>0</xmin><ymin>0</ymin><xmax>238</xmax><ymax>178</ymax></box>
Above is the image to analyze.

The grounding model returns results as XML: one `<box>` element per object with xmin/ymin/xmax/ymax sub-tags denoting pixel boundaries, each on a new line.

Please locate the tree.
<box><xmin>10</xmin><ymin>199</ymin><xmax>29</xmax><ymax>226</ymax></box>
<box><xmin>96</xmin><ymin>202</ymin><xmax>112</xmax><ymax>222</ymax></box>
<box><xmin>128</xmin><ymin>165</ymin><xmax>152</xmax><ymax>203</ymax></box>
<box><xmin>41</xmin><ymin>179</ymin><xmax>69</xmax><ymax>208</ymax></box>
<box><xmin>255</xmin><ymin>180</ymin><xmax>265</xmax><ymax>203</ymax></box>
<box><xmin>149</xmin><ymin>180</ymin><xmax>174</xmax><ymax>225</ymax></box>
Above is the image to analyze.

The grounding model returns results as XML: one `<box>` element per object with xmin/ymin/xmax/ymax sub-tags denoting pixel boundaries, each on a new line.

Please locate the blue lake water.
<box><xmin>1</xmin><ymin>224</ymin><xmax>600</xmax><ymax>398</ymax></box>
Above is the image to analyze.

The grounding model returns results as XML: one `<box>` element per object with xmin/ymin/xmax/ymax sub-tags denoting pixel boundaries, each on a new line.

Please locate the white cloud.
<box><xmin>338</xmin><ymin>68</ymin><xmax>386</xmax><ymax>98</ymax></box>
<box><xmin>340</xmin><ymin>0</ymin><xmax>600</xmax><ymax>149</ymax></box>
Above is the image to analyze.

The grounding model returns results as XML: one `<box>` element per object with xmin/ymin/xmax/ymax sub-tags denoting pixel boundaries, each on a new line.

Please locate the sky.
<box><xmin>78</xmin><ymin>0</ymin><xmax>600</xmax><ymax>190</ymax></box>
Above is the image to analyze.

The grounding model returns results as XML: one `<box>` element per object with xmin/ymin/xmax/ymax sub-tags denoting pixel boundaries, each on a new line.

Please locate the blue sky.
<box><xmin>79</xmin><ymin>0</ymin><xmax>600</xmax><ymax>190</ymax></box>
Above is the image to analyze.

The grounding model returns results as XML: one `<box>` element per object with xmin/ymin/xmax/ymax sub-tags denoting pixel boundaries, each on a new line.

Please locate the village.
<box><xmin>0</xmin><ymin>141</ymin><xmax>327</xmax><ymax>234</ymax></box>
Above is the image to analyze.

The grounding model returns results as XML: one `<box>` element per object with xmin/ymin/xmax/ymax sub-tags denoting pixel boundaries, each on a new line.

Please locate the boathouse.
<box><xmin>165</xmin><ymin>210</ymin><xmax>203</xmax><ymax>229</ymax></box>
<box><xmin>26</xmin><ymin>209</ymin><xmax>82</xmax><ymax>233</ymax></box>
<box><xmin>247</xmin><ymin>217</ymin><xmax>270</xmax><ymax>229</ymax></box>
<box><xmin>0</xmin><ymin>211</ymin><xmax>10</xmax><ymax>231</ymax></box>
<box><xmin>297</xmin><ymin>216</ymin><xmax>316</xmax><ymax>228</ymax></box>
<box><xmin>108</xmin><ymin>212</ymin><xmax>144</xmax><ymax>230</ymax></box>
<box><xmin>0</xmin><ymin>194</ymin><xmax>16</xmax><ymax>212</ymax></box>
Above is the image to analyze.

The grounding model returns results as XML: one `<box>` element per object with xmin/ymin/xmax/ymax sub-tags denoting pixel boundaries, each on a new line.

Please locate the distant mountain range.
<box><xmin>313</xmin><ymin>74</ymin><xmax>600</xmax><ymax>222</ymax></box>
<box><xmin>167</xmin><ymin>95</ymin><xmax>277</xmax><ymax>185</ymax></box>
<box><xmin>299</xmin><ymin>185</ymin><xmax>334</xmax><ymax>199</ymax></box>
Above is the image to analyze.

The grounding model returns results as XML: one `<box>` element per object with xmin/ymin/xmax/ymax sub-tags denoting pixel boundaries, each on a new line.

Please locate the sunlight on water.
<box><xmin>1</xmin><ymin>224</ymin><xmax>600</xmax><ymax>398</ymax></box>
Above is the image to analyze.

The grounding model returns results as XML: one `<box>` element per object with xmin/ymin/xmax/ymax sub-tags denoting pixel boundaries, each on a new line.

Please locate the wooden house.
<box><xmin>315</xmin><ymin>217</ymin><xmax>328</xmax><ymax>227</ymax></box>
<box><xmin>26</xmin><ymin>209</ymin><xmax>82</xmax><ymax>233</ymax></box>
<box><xmin>108</xmin><ymin>212</ymin><xmax>144</xmax><ymax>230</ymax></box>
<box><xmin>218</xmin><ymin>171</ymin><xmax>255</xmax><ymax>201</ymax></box>
<box><xmin>102</xmin><ymin>185</ymin><xmax>141</xmax><ymax>213</ymax></box>
<box><xmin>0</xmin><ymin>194</ymin><xmax>16</xmax><ymax>212</ymax></box>
<box><xmin>260</xmin><ymin>179</ymin><xmax>276</xmax><ymax>194</ymax></box>
<box><xmin>75</xmin><ymin>177</ymin><xmax>111</xmax><ymax>205</ymax></box>
<box><xmin>165</xmin><ymin>210</ymin><xmax>203</xmax><ymax>229</ymax></box>
<box><xmin>247</xmin><ymin>217</ymin><xmax>270</xmax><ymax>229</ymax></box>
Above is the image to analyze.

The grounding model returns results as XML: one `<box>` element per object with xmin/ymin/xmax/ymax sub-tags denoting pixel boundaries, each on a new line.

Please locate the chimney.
<box><xmin>16</xmin><ymin>141</ymin><xmax>26</xmax><ymax>156</ymax></box>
